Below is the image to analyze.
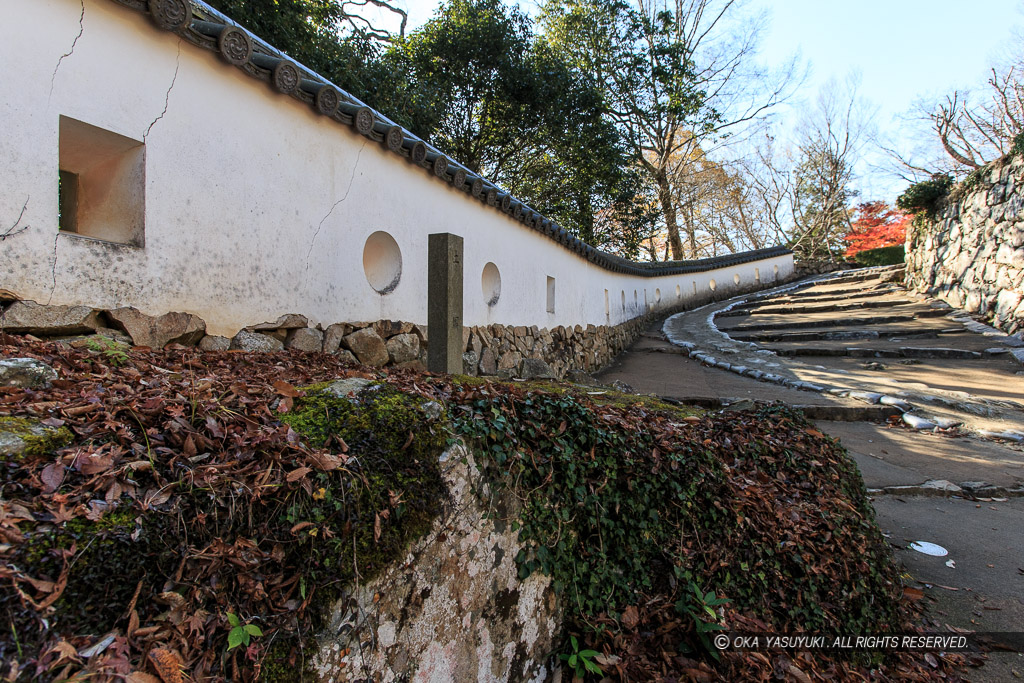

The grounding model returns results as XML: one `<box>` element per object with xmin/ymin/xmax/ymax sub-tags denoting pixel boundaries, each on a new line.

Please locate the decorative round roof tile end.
<box><xmin>432</xmin><ymin>155</ymin><xmax>448</xmax><ymax>178</ymax></box>
<box><xmin>218</xmin><ymin>26</ymin><xmax>253</xmax><ymax>66</ymax></box>
<box><xmin>452</xmin><ymin>167</ymin><xmax>467</xmax><ymax>189</ymax></box>
<box><xmin>352</xmin><ymin>107</ymin><xmax>375</xmax><ymax>136</ymax></box>
<box><xmin>383</xmin><ymin>126</ymin><xmax>404</xmax><ymax>153</ymax></box>
<box><xmin>148</xmin><ymin>0</ymin><xmax>191</xmax><ymax>31</ymax></box>
<box><xmin>315</xmin><ymin>86</ymin><xmax>340</xmax><ymax>117</ymax></box>
<box><xmin>271</xmin><ymin>61</ymin><xmax>300</xmax><ymax>94</ymax></box>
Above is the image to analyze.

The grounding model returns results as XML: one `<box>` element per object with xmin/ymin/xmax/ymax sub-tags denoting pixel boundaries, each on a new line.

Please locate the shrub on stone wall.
<box><xmin>853</xmin><ymin>244</ymin><xmax>904</xmax><ymax>267</ymax></box>
<box><xmin>896</xmin><ymin>174</ymin><xmax>953</xmax><ymax>219</ymax></box>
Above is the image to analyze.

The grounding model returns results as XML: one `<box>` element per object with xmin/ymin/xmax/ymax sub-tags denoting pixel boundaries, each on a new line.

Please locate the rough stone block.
<box><xmin>322</xmin><ymin>323</ymin><xmax>351</xmax><ymax>354</ymax></box>
<box><xmin>199</xmin><ymin>335</ymin><xmax>231</xmax><ymax>351</ymax></box>
<box><xmin>250</xmin><ymin>314</ymin><xmax>308</xmax><ymax>331</ymax></box>
<box><xmin>478</xmin><ymin>347</ymin><xmax>498</xmax><ymax>375</ymax></box>
<box><xmin>107</xmin><ymin>307</ymin><xmax>206</xmax><ymax>348</ymax></box>
<box><xmin>386</xmin><ymin>333</ymin><xmax>420</xmax><ymax>365</ymax></box>
<box><xmin>1</xmin><ymin>301</ymin><xmax>102</xmax><ymax>336</ymax></box>
<box><xmin>336</xmin><ymin>349</ymin><xmax>359</xmax><ymax>365</ymax></box>
<box><xmin>518</xmin><ymin>358</ymin><xmax>554</xmax><ymax>379</ymax></box>
<box><xmin>230</xmin><ymin>330</ymin><xmax>285</xmax><ymax>352</ymax></box>
<box><xmin>344</xmin><ymin>327</ymin><xmax>389</xmax><ymax>367</ymax></box>
<box><xmin>0</xmin><ymin>358</ymin><xmax>58</xmax><ymax>388</ymax></box>
<box><xmin>462</xmin><ymin>351</ymin><xmax>479</xmax><ymax>376</ymax></box>
<box><xmin>286</xmin><ymin>327</ymin><xmax>324</xmax><ymax>352</ymax></box>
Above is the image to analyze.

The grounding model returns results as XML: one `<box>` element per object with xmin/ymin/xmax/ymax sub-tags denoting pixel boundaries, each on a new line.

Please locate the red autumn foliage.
<box><xmin>842</xmin><ymin>201</ymin><xmax>910</xmax><ymax>257</ymax></box>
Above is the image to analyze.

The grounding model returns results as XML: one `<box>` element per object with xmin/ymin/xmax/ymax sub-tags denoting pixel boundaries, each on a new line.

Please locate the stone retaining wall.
<box><xmin>905</xmin><ymin>155</ymin><xmax>1024</xmax><ymax>336</ymax></box>
<box><xmin>0</xmin><ymin>270</ymin><xmax>806</xmax><ymax>379</ymax></box>
<box><xmin>0</xmin><ymin>298</ymin><xmax>667</xmax><ymax>380</ymax></box>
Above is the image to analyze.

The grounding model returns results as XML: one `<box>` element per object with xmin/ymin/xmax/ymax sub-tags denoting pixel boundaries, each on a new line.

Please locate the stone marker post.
<box><xmin>427</xmin><ymin>233</ymin><xmax>464</xmax><ymax>374</ymax></box>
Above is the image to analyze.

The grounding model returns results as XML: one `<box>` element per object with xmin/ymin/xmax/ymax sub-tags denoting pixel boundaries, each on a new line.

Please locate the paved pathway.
<box><xmin>597</xmin><ymin>266</ymin><xmax>1024</xmax><ymax>681</ymax></box>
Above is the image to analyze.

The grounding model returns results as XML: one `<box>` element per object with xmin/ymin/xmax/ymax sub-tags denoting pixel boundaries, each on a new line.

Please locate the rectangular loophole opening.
<box><xmin>546</xmin><ymin>276</ymin><xmax>556</xmax><ymax>314</ymax></box>
<box><xmin>604</xmin><ymin>289</ymin><xmax>609</xmax><ymax>317</ymax></box>
<box><xmin>59</xmin><ymin>115</ymin><xmax>145</xmax><ymax>246</ymax></box>
<box><xmin>58</xmin><ymin>170</ymin><xmax>80</xmax><ymax>233</ymax></box>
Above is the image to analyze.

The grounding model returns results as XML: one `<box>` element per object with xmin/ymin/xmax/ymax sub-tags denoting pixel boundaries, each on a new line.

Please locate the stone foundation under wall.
<box><xmin>0</xmin><ymin>299</ymin><xmax>668</xmax><ymax>380</ymax></box>
<box><xmin>0</xmin><ymin>280</ymin><xmax>778</xmax><ymax>379</ymax></box>
<box><xmin>905</xmin><ymin>155</ymin><xmax>1024</xmax><ymax>336</ymax></box>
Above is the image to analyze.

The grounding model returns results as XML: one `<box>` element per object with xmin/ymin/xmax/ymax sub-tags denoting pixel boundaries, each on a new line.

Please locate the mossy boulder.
<box><xmin>0</xmin><ymin>357</ymin><xmax>58</xmax><ymax>389</ymax></box>
<box><xmin>0</xmin><ymin>416</ymin><xmax>72</xmax><ymax>461</ymax></box>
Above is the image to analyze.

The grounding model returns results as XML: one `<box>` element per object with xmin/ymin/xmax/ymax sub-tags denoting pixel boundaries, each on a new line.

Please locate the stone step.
<box><xmin>728</xmin><ymin>328</ymin><xmax>951</xmax><ymax>343</ymax></box>
<box><xmin>721</xmin><ymin>298</ymin><xmax>909</xmax><ymax>317</ymax></box>
<box><xmin>771</xmin><ymin>346</ymin><xmax>983</xmax><ymax>359</ymax></box>
<box><xmin>785</xmin><ymin>285</ymin><xmax>884</xmax><ymax>299</ymax></box>
<box><xmin>719</xmin><ymin>313</ymin><xmax>938</xmax><ymax>333</ymax></box>
<box><xmin>759</xmin><ymin>288</ymin><xmax>899</xmax><ymax>306</ymax></box>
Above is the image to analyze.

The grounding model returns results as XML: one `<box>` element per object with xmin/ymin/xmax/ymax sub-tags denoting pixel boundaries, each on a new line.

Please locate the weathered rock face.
<box><xmin>286</xmin><ymin>327</ymin><xmax>324</xmax><ymax>352</ymax></box>
<box><xmin>230</xmin><ymin>330</ymin><xmax>285</xmax><ymax>352</ymax></box>
<box><xmin>322</xmin><ymin>323</ymin><xmax>352</xmax><ymax>355</ymax></box>
<box><xmin>385</xmin><ymin>333</ymin><xmax>420</xmax><ymax>364</ymax></box>
<box><xmin>344</xmin><ymin>328</ymin><xmax>390</xmax><ymax>367</ymax></box>
<box><xmin>250</xmin><ymin>314</ymin><xmax>309</xmax><ymax>331</ymax></box>
<box><xmin>0</xmin><ymin>358</ymin><xmax>58</xmax><ymax>389</ymax></box>
<box><xmin>107</xmin><ymin>307</ymin><xmax>206</xmax><ymax>348</ymax></box>
<box><xmin>0</xmin><ymin>301</ymin><xmax>102</xmax><ymax>336</ymax></box>
<box><xmin>310</xmin><ymin>445</ymin><xmax>561</xmax><ymax>682</ymax></box>
<box><xmin>198</xmin><ymin>335</ymin><xmax>231</xmax><ymax>351</ymax></box>
<box><xmin>906</xmin><ymin>155</ymin><xmax>1024</xmax><ymax>336</ymax></box>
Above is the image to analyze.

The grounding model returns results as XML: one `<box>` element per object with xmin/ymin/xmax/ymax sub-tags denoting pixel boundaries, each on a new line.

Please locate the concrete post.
<box><xmin>427</xmin><ymin>233</ymin><xmax>464</xmax><ymax>374</ymax></box>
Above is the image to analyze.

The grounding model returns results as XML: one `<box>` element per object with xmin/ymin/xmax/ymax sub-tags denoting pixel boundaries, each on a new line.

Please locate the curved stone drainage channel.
<box><xmin>664</xmin><ymin>264</ymin><xmax>1024</xmax><ymax>451</ymax></box>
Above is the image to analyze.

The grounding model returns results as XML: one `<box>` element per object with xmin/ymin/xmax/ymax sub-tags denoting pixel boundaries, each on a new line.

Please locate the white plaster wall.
<box><xmin>0</xmin><ymin>0</ymin><xmax>794</xmax><ymax>337</ymax></box>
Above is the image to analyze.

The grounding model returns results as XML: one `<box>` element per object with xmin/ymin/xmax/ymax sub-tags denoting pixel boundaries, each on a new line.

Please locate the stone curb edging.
<box><xmin>662</xmin><ymin>266</ymin><xmax>1024</xmax><ymax>445</ymax></box>
<box><xmin>867</xmin><ymin>480</ymin><xmax>1024</xmax><ymax>499</ymax></box>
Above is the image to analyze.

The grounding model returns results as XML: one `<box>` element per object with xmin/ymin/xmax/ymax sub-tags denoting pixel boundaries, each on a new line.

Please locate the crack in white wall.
<box><xmin>144</xmin><ymin>40</ymin><xmax>181</xmax><ymax>142</ymax></box>
<box><xmin>1</xmin><ymin>198</ymin><xmax>30</xmax><ymax>242</ymax></box>
<box><xmin>304</xmin><ymin>140</ymin><xmax>367</xmax><ymax>277</ymax></box>
<box><xmin>48</xmin><ymin>0</ymin><xmax>85</xmax><ymax>103</ymax></box>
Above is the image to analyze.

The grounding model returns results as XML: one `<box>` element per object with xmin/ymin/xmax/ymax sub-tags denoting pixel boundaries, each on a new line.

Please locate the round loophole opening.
<box><xmin>363</xmin><ymin>231</ymin><xmax>402</xmax><ymax>294</ymax></box>
<box><xmin>655</xmin><ymin>288</ymin><xmax>661</xmax><ymax>303</ymax></box>
<box><xmin>733</xmin><ymin>274</ymin><xmax>741</xmax><ymax>285</ymax></box>
<box><xmin>621</xmin><ymin>291</ymin><xmax>626</xmax><ymax>311</ymax></box>
<box><xmin>773</xmin><ymin>265</ymin><xmax>779</xmax><ymax>276</ymax></box>
<box><xmin>676</xmin><ymin>284</ymin><xmax>681</xmax><ymax>299</ymax></box>
<box><xmin>709</xmin><ymin>279</ymin><xmax>717</xmax><ymax>291</ymax></box>
<box><xmin>755</xmin><ymin>267</ymin><xmax>761</xmax><ymax>281</ymax></box>
<box><xmin>482</xmin><ymin>262</ymin><xmax>501</xmax><ymax>307</ymax></box>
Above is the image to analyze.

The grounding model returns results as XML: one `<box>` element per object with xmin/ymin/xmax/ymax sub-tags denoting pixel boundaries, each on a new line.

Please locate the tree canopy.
<box><xmin>208</xmin><ymin>0</ymin><xmax>805</xmax><ymax>262</ymax></box>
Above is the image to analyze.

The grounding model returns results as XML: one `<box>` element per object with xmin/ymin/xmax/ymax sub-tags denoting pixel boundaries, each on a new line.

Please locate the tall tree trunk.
<box><xmin>655</xmin><ymin>170</ymin><xmax>685</xmax><ymax>260</ymax></box>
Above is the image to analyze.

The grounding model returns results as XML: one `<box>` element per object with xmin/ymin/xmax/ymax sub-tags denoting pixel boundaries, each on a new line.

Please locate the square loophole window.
<box><xmin>58</xmin><ymin>115</ymin><xmax>145</xmax><ymax>246</ymax></box>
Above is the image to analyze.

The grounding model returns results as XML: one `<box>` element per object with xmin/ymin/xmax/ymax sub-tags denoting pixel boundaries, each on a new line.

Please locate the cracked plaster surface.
<box><xmin>311</xmin><ymin>444</ymin><xmax>561</xmax><ymax>682</ymax></box>
<box><xmin>48</xmin><ymin>0</ymin><xmax>85</xmax><ymax>102</ymax></box>
<box><xmin>144</xmin><ymin>40</ymin><xmax>182</xmax><ymax>142</ymax></box>
<box><xmin>305</xmin><ymin>141</ymin><xmax>368</xmax><ymax>278</ymax></box>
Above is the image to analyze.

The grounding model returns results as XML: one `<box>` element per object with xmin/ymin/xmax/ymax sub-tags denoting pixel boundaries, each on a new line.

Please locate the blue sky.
<box><xmin>384</xmin><ymin>0</ymin><xmax>1023</xmax><ymax>200</ymax></box>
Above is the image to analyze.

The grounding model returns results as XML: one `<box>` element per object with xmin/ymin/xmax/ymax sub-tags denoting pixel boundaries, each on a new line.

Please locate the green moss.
<box><xmin>0</xmin><ymin>416</ymin><xmax>73</xmax><ymax>462</ymax></box>
<box><xmin>264</xmin><ymin>383</ymin><xmax>448</xmax><ymax>680</ymax></box>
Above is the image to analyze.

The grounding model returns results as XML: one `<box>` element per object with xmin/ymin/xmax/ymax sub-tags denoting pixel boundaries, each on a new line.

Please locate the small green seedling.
<box><xmin>85</xmin><ymin>336</ymin><xmax>129</xmax><ymax>366</ymax></box>
<box><xmin>559</xmin><ymin>635</ymin><xmax>602</xmax><ymax>680</ymax></box>
<box><xmin>226</xmin><ymin>612</ymin><xmax>263</xmax><ymax>651</ymax></box>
